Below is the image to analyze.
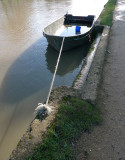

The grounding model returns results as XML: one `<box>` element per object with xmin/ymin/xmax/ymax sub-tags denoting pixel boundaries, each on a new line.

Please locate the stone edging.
<box><xmin>81</xmin><ymin>26</ymin><xmax>110</xmax><ymax>103</ymax></box>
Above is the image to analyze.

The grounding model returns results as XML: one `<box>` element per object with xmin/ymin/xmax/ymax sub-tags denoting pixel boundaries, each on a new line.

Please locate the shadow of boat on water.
<box><xmin>0</xmin><ymin>37</ymin><xmax>48</xmax><ymax>104</ymax></box>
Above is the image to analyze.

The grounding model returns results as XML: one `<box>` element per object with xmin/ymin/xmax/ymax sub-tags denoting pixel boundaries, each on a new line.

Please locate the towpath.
<box><xmin>76</xmin><ymin>0</ymin><xmax>125</xmax><ymax>159</ymax></box>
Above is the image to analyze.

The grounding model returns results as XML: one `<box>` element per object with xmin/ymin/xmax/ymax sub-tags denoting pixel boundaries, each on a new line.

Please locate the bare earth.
<box><xmin>76</xmin><ymin>0</ymin><xmax>125</xmax><ymax>159</ymax></box>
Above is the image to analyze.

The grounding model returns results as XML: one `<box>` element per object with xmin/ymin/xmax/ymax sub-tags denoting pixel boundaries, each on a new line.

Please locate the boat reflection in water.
<box><xmin>45</xmin><ymin>42</ymin><xmax>91</xmax><ymax>76</ymax></box>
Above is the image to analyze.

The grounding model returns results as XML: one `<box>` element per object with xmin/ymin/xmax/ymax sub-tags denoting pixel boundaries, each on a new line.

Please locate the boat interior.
<box><xmin>43</xmin><ymin>15</ymin><xmax>95</xmax><ymax>37</ymax></box>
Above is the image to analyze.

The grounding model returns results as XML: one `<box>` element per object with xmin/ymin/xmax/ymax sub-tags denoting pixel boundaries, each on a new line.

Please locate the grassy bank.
<box><xmin>26</xmin><ymin>96</ymin><xmax>102</xmax><ymax>160</ymax></box>
<box><xmin>100</xmin><ymin>0</ymin><xmax>117</xmax><ymax>26</ymax></box>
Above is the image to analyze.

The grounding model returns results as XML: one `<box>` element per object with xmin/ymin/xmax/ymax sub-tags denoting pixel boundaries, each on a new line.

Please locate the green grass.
<box><xmin>26</xmin><ymin>96</ymin><xmax>102</xmax><ymax>160</ymax></box>
<box><xmin>100</xmin><ymin>0</ymin><xmax>117</xmax><ymax>26</ymax></box>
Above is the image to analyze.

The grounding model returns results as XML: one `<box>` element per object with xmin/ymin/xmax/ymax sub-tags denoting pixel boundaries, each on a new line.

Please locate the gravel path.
<box><xmin>76</xmin><ymin>0</ymin><xmax>125</xmax><ymax>159</ymax></box>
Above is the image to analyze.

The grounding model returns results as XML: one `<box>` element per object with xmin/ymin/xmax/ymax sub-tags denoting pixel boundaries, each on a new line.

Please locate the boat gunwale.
<box><xmin>43</xmin><ymin>15</ymin><xmax>95</xmax><ymax>38</ymax></box>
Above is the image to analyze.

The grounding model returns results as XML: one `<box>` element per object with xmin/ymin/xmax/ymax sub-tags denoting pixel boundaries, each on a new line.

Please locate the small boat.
<box><xmin>43</xmin><ymin>14</ymin><xmax>95</xmax><ymax>51</ymax></box>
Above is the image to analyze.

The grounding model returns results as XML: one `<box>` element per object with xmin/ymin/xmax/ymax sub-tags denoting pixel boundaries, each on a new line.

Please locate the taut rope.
<box><xmin>35</xmin><ymin>37</ymin><xmax>65</xmax><ymax>115</ymax></box>
<box><xmin>46</xmin><ymin>37</ymin><xmax>65</xmax><ymax>105</ymax></box>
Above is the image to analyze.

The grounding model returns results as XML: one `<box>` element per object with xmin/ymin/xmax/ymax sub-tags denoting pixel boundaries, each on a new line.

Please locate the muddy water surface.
<box><xmin>0</xmin><ymin>0</ymin><xmax>107</xmax><ymax>159</ymax></box>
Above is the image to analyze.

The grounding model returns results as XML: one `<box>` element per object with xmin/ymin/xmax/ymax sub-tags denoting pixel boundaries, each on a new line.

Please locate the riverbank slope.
<box><xmin>76</xmin><ymin>0</ymin><xmax>125</xmax><ymax>159</ymax></box>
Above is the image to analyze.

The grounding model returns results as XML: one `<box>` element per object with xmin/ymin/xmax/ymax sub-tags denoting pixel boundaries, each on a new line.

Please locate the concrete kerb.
<box><xmin>80</xmin><ymin>26</ymin><xmax>110</xmax><ymax>103</ymax></box>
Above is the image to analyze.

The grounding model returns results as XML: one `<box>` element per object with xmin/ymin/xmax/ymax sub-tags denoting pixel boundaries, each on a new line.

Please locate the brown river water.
<box><xmin>0</xmin><ymin>0</ymin><xmax>107</xmax><ymax>159</ymax></box>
